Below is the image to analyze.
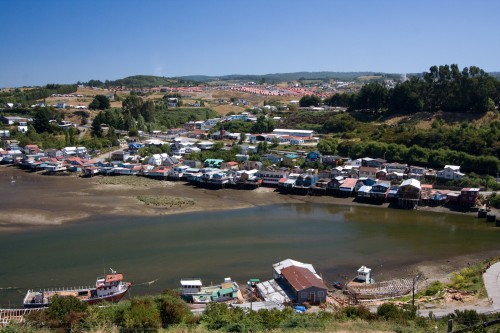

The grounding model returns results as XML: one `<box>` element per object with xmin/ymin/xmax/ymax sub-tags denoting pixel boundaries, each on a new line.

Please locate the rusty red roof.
<box><xmin>340</xmin><ymin>178</ymin><xmax>357</xmax><ymax>188</ymax></box>
<box><xmin>281</xmin><ymin>266</ymin><xmax>327</xmax><ymax>291</ymax></box>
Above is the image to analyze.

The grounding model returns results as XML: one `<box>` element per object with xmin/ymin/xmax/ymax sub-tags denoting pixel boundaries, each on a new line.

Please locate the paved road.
<box><xmin>483</xmin><ymin>261</ymin><xmax>500</xmax><ymax>311</ymax></box>
<box><xmin>418</xmin><ymin>262</ymin><xmax>500</xmax><ymax>318</ymax></box>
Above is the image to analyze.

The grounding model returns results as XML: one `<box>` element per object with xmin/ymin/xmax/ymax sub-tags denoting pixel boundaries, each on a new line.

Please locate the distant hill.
<box><xmin>490</xmin><ymin>72</ymin><xmax>500</xmax><ymax>79</ymax></box>
<box><xmin>109</xmin><ymin>75</ymin><xmax>178</xmax><ymax>88</ymax></box>
<box><xmin>176</xmin><ymin>71</ymin><xmax>401</xmax><ymax>83</ymax></box>
<box><xmin>83</xmin><ymin>70</ymin><xmax>500</xmax><ymax>88</ymax></box>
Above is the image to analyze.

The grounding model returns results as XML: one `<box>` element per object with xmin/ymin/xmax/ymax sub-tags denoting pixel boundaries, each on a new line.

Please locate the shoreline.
<box><xmin>0</xmin><ymin>166</ymin><xmax>487</xmax><ymax>230</ymax></box>
<box><xmin>1</xmin><ymin>166</ymin><xmax>499</xmax><ymax>300</ymax></box>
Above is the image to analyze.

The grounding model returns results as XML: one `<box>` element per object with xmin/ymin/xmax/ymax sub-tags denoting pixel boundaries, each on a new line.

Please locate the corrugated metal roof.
<box><xmin>281</xmin><ymin>266</ymin><xmax>327</xmax><ymax>292</ymax></box>
<box><xmin>256</xmin><ymin>279</ymin><xmax>294</xmax><ymax>304</ymax></box>
<box><xmin>181</xmin><ymin>279</ymin><xmax>202</xmax><ymax>286</ymax></box>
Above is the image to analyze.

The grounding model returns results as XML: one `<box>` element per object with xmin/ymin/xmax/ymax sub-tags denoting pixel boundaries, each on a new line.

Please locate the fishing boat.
<box><xmin>23</xmin><ymin>270</ymin><xmax>132</xmax><ymax>308</ymax></box>
<box><xmin>180</xmin><ymin>277</ymin><xmax>241</xmax><ymax>303</ymax></box>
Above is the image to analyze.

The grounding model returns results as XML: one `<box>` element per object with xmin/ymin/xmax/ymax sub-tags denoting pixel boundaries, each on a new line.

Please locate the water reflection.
<box><xmin>0</xmin><ymin>203</ymin><xmax>498</xmax><ymax>307</ymax></box>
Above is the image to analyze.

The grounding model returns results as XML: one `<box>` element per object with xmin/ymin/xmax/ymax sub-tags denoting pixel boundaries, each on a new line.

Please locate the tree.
<box><xmin>317</xmin><ymin>137</ymin><xmax>338</xmax><ymax>155</ymax></box>
<box><xmin>354</xmin><ymin>82</ymin><xmax>388</xmax><ymax>111</ymax></box>
<box><xmin>91</xmin><ymin>114</ymin><xmax>103</xmax><ymax>138</ymax></box>
<box><xmin>141</xmin><ymin>101</ymin><xmax>155</xmax><ymax>122</ymax></box>
<box><xmin>122</xmin><ymin>94</ymin><xmax>144</xmax><ymax>119</ymax></box>
<box><xmin>107</xmin><ymin>126</ymin><xmax>119</xmax><ymax>146</ymax></box>
<box><xmin>239</xmin><ymin>132</ymin><xmax>246</xmax><ymax>144</ymax></box>
<box><xmin>32</xmin><ymin>107</ymin><xmax>53</xmax><ymax>133</ymax></box>
<box><xmin>299</xmin><ymin>95</ymin><xmax>321</xmax><ymax>107</ymax></box>
<box><xmin>270</xmin><ymin>137</ymin><xmax>280</xmax><ymax>148</ymax></box>
<box><xmin>89</xmin><ymin>95</ymin><xmax>110</xmax><ymax>110</ymax></box>
<box><xmin>137</xmin><ymin>114</ymin><xmax>146</xmax><ymax>131</ymax></box>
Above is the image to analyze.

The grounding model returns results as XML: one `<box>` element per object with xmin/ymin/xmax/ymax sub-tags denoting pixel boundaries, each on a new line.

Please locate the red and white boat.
<box><xmin>23</xmin><ymin>270</ymin><xmax>132</xmax><ymax>308</ymax></box>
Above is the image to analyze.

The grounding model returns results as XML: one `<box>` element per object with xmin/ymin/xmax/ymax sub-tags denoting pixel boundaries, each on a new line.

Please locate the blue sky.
<box><xmin>1</xmin><ymin>0</ymin><xmax>499</xmax><ymax>87</ymax></box>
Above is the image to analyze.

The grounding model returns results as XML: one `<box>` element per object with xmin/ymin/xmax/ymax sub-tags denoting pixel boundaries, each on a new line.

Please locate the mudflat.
<box><xmin>0</xmin><ymin>166</ymin><xmax>360</xmax><ymax>228</ymax></box>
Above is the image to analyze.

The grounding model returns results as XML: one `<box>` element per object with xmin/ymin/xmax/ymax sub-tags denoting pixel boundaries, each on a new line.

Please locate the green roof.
<box><xmin>214</xmin><ymin>287</ymin><xmax>234</xmax><ymax>297</ymax></box>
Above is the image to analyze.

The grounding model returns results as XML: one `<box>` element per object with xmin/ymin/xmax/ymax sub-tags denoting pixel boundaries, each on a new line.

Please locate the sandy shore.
<box><xmin>1</xmin><ymin>166</ymin><xmax>497</xmax><ymax>283</ymax></box>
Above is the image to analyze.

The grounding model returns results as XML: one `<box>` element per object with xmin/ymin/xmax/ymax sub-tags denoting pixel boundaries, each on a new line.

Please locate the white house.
<box><xmin>256</xmin><ymin>169</ymin><xmax>289</xmax><ymax>186</ymax></box>
<box><xmin>148</xmin><ymin>153</ymin><xmax>171</xmax><ymax>166</ymax></box>
<box><xmin>198</xmin><ymin>141</ymin><xmax>214</xmax><ymax>150</ymax></box>
<box><xmin>436</xmin><ymin>165</ymin><xmax>464</xmax><ymax>180</ymax></box>
<box><xmin>272</xmin><ymin>129</ymin><xmax>314</xmax><ymax>139</ymax></box>
<box><xmin>18</xmin><ymin>122</ymin><xmax>28</xmax><ymax>133</ymax></box>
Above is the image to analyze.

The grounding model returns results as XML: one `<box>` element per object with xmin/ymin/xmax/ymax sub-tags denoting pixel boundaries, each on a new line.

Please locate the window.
<box><xmin>300</xmin><ymin>292</ymin><xmax>307</xmax><ymax>298</ymax></box>
<box><xmin>318</xmin><ymin>291</ymin><xmax>324</xmax><ymax>297</ymax></box>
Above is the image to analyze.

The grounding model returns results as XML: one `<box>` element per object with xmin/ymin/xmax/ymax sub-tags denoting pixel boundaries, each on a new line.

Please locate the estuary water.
<box><xmin>0</xmin><ymin>203</ymin><xmax>498</xmax><ymax>307</ymax></box>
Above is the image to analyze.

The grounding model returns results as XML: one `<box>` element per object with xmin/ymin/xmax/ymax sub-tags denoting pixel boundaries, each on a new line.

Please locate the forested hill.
<box><xmin>77</xmin><ymin>76</ymin><xmax>191</xmax><ymax>89</ymax></box>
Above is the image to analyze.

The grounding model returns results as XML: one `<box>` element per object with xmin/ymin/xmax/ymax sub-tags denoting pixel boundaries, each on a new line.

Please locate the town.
<box><xmin>0</xmin><ymin>110</ymin><xmax>497</xmax><ymax>223</ymax></box>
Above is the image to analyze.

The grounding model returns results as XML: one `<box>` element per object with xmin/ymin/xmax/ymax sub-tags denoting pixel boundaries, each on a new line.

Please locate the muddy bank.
<box><xmin>0</xmin><ymin>166</ymin><xmax>484</xmax><ymax>229</ymax></box>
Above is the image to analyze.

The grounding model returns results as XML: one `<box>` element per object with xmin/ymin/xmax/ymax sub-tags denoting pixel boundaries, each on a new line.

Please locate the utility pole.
<box><xmin>412</xmin><ymin>275</ymin><xmax>420</xmax><ymax>308</ymax></box>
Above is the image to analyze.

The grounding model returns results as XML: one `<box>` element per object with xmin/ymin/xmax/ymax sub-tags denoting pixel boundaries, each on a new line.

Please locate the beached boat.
<box><xmin>23</xmin><ymin>270</ymin><xmax>132</xmax><ymax>308</ymax></box>
<box><xmin>180</xmin><ymin>277</ymin><xmax>241</xmax><ymax>303</ymax></box>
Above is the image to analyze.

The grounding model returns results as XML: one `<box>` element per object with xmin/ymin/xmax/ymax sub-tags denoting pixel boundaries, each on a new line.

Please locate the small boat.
<box><xmin>333</xmin><ymin>281</ymin><xmax>344</xmax><ymax>290</ymax></box>
<box><xmin>180</xmin><ymin>277</ymin><xmax>240</xmax><ymax>303</ymax></box>
<box><xmin>23</xmin><ymin>270</ymin><xmax>132</xmax><ymax>308</ymax></box>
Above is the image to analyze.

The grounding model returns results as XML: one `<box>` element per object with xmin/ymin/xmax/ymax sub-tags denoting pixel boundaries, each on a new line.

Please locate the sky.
<box><xmin>1</xmin><ymin>0</ymin><xmax>499</xmax><ymax>87</ymax></box>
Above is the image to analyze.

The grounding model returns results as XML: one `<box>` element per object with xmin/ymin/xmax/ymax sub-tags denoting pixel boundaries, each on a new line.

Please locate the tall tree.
<box><xmin>91</xmin><ymin>113</ymin><xmax>103</xmax><ymax>138</ymax></box>
<box><xmin>122</xmin><ymin>94</ymin><xmax>144</xmax><ymax>119</ymax></box>
<box><xmin>32</xmin><ymin>107</ymin><xmax>53</xmax><ymax>133</ymax></box>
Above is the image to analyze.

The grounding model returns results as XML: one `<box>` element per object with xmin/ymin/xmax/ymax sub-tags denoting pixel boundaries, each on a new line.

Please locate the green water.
<box><xmin>0</xmin><ymin>203</ymin><xmax>498</xmax><ymax>307</ymax></box>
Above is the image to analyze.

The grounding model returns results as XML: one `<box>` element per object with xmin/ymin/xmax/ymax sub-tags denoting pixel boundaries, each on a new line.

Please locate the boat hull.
<box><xmin>23</xmin><ymin>284</ymin><xmax>131</xmax><ymax>308</ymax></box>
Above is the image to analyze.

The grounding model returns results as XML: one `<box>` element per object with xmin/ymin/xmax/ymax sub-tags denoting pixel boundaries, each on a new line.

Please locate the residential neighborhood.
<box><xmin>0</xmin><ymin>123</ymin><xmax>492</xmax><ymax>214</ymax></box>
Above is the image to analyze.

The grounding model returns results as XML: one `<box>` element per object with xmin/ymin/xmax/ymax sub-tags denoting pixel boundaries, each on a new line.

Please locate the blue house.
<box><xmin>370</xmin><ymin>182</ymin><xmax>390</xmax><ymax>201</ymax></box>
<box><xmin>306</xmin><ymin>151</ymin><xmax>322</xmax><ymax>164</ymax></box>
<box><xmin>295</xmin><ymin>173</ymin><xmax>318</xmax><ymax>188</ymax></box>
<box><xmin>260</xmin><ymin>154</ymin><xmax>282</xmax><ymax>165</ymax></box>
<box><xmin>128</xmin><ymin>142</ymin><xmax>144</xmax><ymax>153</ymax></box>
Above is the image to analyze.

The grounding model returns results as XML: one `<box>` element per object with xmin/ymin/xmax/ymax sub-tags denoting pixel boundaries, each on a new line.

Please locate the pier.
<box><xmin>0</xmin><ymin>308</ymin><xmax>43</xmax><ymax>326</ymax></box>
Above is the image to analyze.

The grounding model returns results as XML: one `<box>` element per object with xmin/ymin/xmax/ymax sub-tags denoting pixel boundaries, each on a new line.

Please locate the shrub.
<box><xmin>279</xmin><ymin>313</ymin><xmax>325</xmax><ymax>330</ymax></box>
<box><xmin>423</xmin><ymin>281</ymin><xmax>444</xmax><ymax>296</ymax></box>
<box><xmin>256</xmin><ymin>308</ymin><xmax>285</xmax><ymax>329</ymax></box>
<box><xmin>448</xmin><ymin>264</ymin><xmax>482</xmax><ymax>291</ymax></box>
<box><xmin>155</xmin><ymin>291</ymin><xmax>193</xmax><ymax>327</ymax></box>
<box><xmin>25</xmin><ymin>295</ymin><xmax>89</xmax><ymax>332</ymax></box>
<box><xmin>200</xmin><ymin>303</ymin><xmax>234</xmax><ymax>331</ymax></box>
<box><xmin>337</xmin><ymin>305</ymin><xmax>375</xmax><ymax>321</ymax></box>
<box><xmin>448</xmin><ymin>309</ymin><xmax>485</xmax><ymax>327</ymax></box>
<box><xmin>377</xmin><ymin>303</ymin><xmax>416</xmax><ymax>322</ymax></box>
<box><xmin>120</xmin><ymin>298</ymin><xmax>161</xmax><ymax>332</ymax></box>
<box><xmin>377</xmin><ymin>303</ymin><xmax>400</xmax><ymax>320</ymax></box>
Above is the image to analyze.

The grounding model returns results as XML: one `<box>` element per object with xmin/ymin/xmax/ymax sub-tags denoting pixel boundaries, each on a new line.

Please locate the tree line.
<box><xmin>0</xmin><ymin>84</ymin><xmax>77</xmax><ymax>106</ymax></box>
<box><xmin>337</xmin><ymin>140</ymin><xmax>499</xmax><ymax>174</ymax></box>
<box><xmin>319</xmin><ymin>65</ymin><xmax>500</xmax><ymax>113</ymax></box>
